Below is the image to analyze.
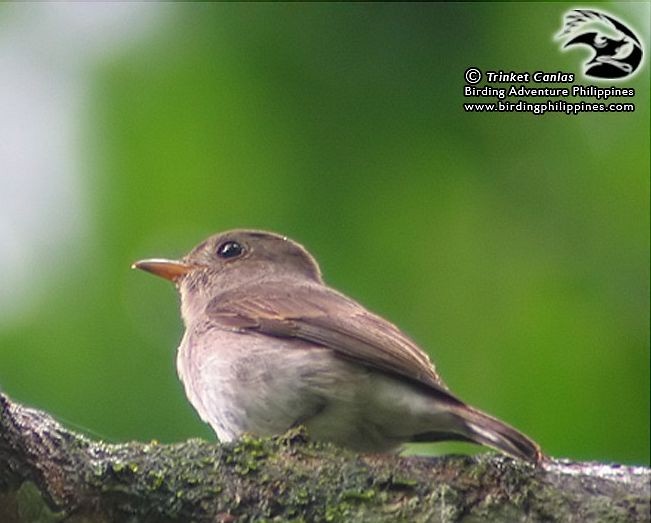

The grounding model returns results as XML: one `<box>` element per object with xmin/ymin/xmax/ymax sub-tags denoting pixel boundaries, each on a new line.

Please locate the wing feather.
<box><xmin>205</xmin><ymin>281</ymin><xmax>455</xmax><ymax>397</ymax></box>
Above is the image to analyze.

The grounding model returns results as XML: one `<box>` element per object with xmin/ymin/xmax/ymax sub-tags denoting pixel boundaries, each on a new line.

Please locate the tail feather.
<box><xmin>411</xmin><ymin>404</ymin><xmax>543</xmax><ymax>464</ymax></box>
<box><xmin>455</xmin><ymin>405</ymin><xmax>543</xmax><ymax>464</ymax></box>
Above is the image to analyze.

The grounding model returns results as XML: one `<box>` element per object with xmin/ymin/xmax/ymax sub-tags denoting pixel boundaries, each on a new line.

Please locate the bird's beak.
<box><xmin>131</xmin><ymin>258</ymin><xmax>198</xmax><ymax>282</ymax></box>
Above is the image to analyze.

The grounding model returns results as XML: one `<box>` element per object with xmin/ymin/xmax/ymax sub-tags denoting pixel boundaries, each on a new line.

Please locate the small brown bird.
<box><xmin>133</xmin><ymin>229</ymin><xmax>542</xmax><ymax>463</ymax></box>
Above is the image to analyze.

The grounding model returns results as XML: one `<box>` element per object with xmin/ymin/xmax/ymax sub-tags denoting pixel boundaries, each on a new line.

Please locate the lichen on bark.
<box><xmin>1</xmin><ymin>394</ymin><xmax>649</xmax><ymax>522</ymax></box>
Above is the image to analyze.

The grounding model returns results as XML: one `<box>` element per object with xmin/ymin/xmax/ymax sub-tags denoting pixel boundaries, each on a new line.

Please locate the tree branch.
<box><xmin>1</xmin><ymin>393</ymin><xmax>648</xmax><ymax>522</ymax></box>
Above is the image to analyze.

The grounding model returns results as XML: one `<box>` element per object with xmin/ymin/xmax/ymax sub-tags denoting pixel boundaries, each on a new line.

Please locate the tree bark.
<box><xmin>0</xmin><ymin>393</ymin><xmax>649</xmax><ymax>523</ymax></box>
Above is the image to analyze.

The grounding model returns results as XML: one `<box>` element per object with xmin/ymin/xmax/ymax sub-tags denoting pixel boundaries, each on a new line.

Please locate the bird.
<box><xmin>557</xmin><ymin>9</ymin><xmax>643</xmax><ymax>79</ymax></box>
<box><xmin>133</xmin><ymin>229</ymin><xmax>543</xmax><ymax>464</ymax></box>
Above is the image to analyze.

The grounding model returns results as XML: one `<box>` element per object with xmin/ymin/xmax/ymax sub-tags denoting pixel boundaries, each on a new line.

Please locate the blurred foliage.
<box><xmin>1</xmin><ymin>3</ymin><xmax>648</xmax><ymax>465</ymax></box>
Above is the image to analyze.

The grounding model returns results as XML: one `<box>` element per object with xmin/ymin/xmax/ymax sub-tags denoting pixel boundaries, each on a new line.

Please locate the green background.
<box><xmin>1</xmin><ymin>2</ymin><xmax>649</xmax><ymax>465</ymax></box>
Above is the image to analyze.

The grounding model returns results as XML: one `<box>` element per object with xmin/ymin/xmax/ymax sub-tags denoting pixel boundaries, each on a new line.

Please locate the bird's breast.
<box><xmin>176</xmin><ymin>322</ymin><xmax>354</xmax><ymax>441</ymax></box>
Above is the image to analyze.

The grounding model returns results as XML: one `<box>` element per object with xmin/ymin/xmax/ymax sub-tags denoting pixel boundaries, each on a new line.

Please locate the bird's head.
<box><xmin>133</xmin><ymin>230</ymin><xmax>323</xmax><ymax>324</ymax></box>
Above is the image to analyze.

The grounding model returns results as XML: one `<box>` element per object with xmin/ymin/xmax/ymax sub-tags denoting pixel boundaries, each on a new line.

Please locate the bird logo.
<box><xmin>556</xmin><ymin>9</ymin><xmax>643</xmax><ymax>80</ymax></box>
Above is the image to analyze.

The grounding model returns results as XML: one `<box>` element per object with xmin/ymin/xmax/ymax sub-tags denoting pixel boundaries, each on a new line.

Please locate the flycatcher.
<box><xmin>134</xmin><ymin>229</ymin><xmax>542</xmax><ymax>464</ymax></box>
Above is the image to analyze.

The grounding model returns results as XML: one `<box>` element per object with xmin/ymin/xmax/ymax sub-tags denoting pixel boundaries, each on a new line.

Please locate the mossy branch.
<box><xmin>0</xmin><ymin>393</ymin><xmax>649</xmax><ymax>522</ymax></box>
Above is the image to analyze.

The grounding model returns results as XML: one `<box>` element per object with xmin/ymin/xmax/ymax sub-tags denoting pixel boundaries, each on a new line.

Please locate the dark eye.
<box><xmin>216</xmin><ymin>240</ymin><xmax>244</xmax><ymax>259</ymax></box>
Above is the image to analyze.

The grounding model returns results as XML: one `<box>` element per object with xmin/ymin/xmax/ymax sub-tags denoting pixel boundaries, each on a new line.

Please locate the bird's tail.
<box><xmin>412</xmin><ymin>403</ymin><xmax>543</xmax><ymax>464</ymax></box>
<box><xmin>451</xmin><ymin>404</ymin><xmax>543</xmax><ymax>464</ymax></box>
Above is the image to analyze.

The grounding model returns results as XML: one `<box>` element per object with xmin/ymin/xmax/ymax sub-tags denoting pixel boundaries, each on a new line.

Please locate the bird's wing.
<box><xmin>205</xmin><ymin>281</ymin><xmax>459</xmax><ymax>400</ymax></box>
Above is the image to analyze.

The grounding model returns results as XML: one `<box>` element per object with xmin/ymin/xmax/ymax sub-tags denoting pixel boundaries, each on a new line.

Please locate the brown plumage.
<box><xmin>134</xmin><ymin>229</ymin><xmax>543</xmax><ymax>464</ymax></box>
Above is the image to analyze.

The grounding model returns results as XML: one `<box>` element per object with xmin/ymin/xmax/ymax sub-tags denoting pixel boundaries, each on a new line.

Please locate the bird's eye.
<box><xmin>216</xmin><ymin>241</ymin><xmax>244</xmax><ymax>259</ymax></box>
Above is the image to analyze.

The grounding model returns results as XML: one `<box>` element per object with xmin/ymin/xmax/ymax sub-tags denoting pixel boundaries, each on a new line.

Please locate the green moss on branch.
<box><xmin>1</xmin><ymin>394</ymin><xmax>649</xmax><ymax>522</ymax></box>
